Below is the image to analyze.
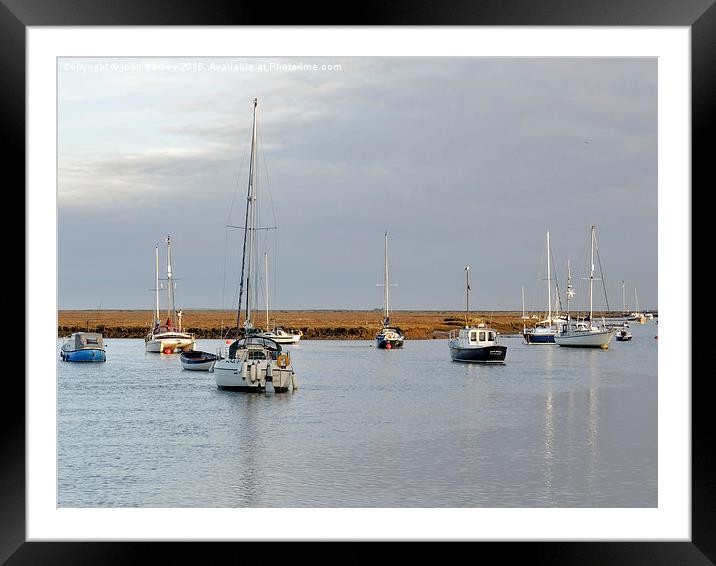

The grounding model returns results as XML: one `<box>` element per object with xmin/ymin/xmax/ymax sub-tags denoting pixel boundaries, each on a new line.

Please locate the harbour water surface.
<box><xmin>58</xmin><ymin>322</ymin><xmax>657</xmax><ymax>507</ymax></box>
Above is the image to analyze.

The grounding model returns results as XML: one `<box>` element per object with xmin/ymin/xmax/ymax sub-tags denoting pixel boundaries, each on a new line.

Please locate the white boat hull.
<box><xmin>554</xmin><ymin>329</ymin><xmax>613</xmax><ymax>348</ymax></box>
<box><xmin>145</xmin><ymin>336</ymin><xmax>196</xmax><ymax>353</ymax></box>
<box><xmin>213</xmin><ymin>358</ymin><xmax>295</xmax><ymax>392</ymax></box>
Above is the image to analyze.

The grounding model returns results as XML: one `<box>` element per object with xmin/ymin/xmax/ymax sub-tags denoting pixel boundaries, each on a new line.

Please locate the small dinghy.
<box><xmin>180</xmin><ymin>350</ymin><xmax>220</xmax><ymax>371</ymax></box>
<box><xmin>615</xmin><ymin>328</ymin><xmax>633</xmax><ymax>341</ymax></box>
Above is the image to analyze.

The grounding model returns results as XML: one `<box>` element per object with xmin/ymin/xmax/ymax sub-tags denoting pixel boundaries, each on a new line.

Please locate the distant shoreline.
<box><xmin>58</xmin><ymin>309</ymin><xmax>647</xmax><ymax>340</ymax></box>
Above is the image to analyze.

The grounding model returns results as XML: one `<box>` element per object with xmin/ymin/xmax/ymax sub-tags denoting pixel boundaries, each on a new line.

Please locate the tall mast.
<box><xmin>622</xmin><ymin>280</ymin><xmax>626</xmax><ymax>316</ymax></box>
<box><xmin>465</xmin><ymin>266</ymin><xmax>470</xmax><ymax>327</ymax></box>
<box><xmin>264</xmin><ymin>252</ymin><xmax>269</xmax><ymax>329</ymax></box>
<box><xmin>244</xmin><ymin>98</ymin><xmax>259</xmax><ymax>330</ymax></box>
<box><xmin>521</xmin><ymin>284</ymin><xmax>525</xmax><ymax>319</ymax></box>
<box><xmin>384</xmin><ymin>232</ymin><xmax>389</xmax><ymax>323</ymax></box>
<box><xmin>589</xmin><ymin>225</ymin><xmax>595</xmax><ymax>322</ymax></box>
<box><xmin>166</xmin><ymin>235</ymin><xmax>174</xmax><ymax>327</ymax></box>
<box><xmin>566</xmin><ymin>260</ymin><xmax>574</xmax><ymax>316</ymax></box>
<box><xmin>546</xmin><ymin>230</ymin><xmax>552</xmax><ymax>325</ymax></box>
<box><xmin>634</xmin><ymin>288</ymin><xmax>639</xmax><ymax>313</ymax></box>
<box><xmin>154</xmin><ymin>245</ymin><xmax>160</xmax><ymax>325</ymax></box>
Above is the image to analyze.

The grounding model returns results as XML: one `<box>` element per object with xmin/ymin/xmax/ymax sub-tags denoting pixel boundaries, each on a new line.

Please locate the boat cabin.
<box><xmin>449</xmin><ymin>326</ymin><xmax>498</xmax><ymax>347</ymax></box>
<box><xmin>228</xmin><ymin>335</ymin><xmax>282</xmax><ymax>360</ymax></box>
<box><xmin>65</xmin><ymin>332</ymin><xmax>104</xmax><ymax>351</ymax></box>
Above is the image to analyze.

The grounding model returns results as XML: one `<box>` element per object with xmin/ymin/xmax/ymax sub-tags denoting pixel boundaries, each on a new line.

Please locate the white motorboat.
<box><xmin>375</xmin><ymin>232</ymin><xmax>404</xmax><ymax>349</ymax></box>
<box><xmin>145</xmin><ymin>237</ymin><xmax>196</xmax><ymax>353</ymax></box>
<box><xmin>213</xmin><ymin>98</ymin><xmax>298</xmax><ymax>393</ymax></box>
<box><xmin>448</xmin><ymin>266</ymin><xmax>507</xmax><ymax>363</ymax></box>
<box><xmin>554</xmin><ymin>226</ymin><xmax>614</xmax><ymax>349</ymax></box>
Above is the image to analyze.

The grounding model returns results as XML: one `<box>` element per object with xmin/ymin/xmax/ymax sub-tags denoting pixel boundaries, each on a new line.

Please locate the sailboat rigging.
<box><xmin>213</xmin><ymin>98</ymin><xmax>298</xmax><ymax>392</ymax></box>
<box><xmin>554</xmin><ymin>225</ymin><xmax>614</xmax><ymax>349</ymax></box>
<box><xmin>375</xmin><ymin>232</ymin><xmax>404</xmax><ymax>349</ymax></box>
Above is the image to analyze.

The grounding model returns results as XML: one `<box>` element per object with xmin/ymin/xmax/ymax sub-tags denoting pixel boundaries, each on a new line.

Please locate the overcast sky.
<box><xmin>58</xmin><ymin>57</ymin><xmax>657</xmax><ymax>313</ymax></box>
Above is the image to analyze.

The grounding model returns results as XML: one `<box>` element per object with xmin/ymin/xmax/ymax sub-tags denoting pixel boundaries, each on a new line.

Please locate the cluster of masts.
<box><xmin>60</xmin><ymin>100</ymin><xmax>655</xmax><ymax>381</ymax></box>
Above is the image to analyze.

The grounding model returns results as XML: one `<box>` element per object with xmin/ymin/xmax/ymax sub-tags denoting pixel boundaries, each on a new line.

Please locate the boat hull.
<box><xmin>180</xmin><ymin>351</ymin><xmax>219</xmax><ymax>371</ymax></box>
<box><xmin>449</xmin><ymin>344</ymin><xmax>507</xmax><ymax>363</ymax></box>
<box><xmin>523</xmin><ymin>332</ymin><xmax>556</xmax><ymax>344</ymax></box>
<box><xmin>145</xmin><ymin>336</ymin><xmax>195</xmax><ymax>353</ymax></box>
<box><xmin>554</xmin><ymin>330</ymin><xmax>613</xmax><ymax>348</ymax></box>
<box><xmin>61</xmin><ymin>349</ymin><xmax>106</xmax><ymax>362</ymax></box>
<box><xmin>213</xmin><ymin>358</ymin><xmax>294</xmax><ymax>392</ymax></box>
<box><xmin>376</xmin><ymin>337</ymin><xmax>404</xmax><ymax>349</ymax></box>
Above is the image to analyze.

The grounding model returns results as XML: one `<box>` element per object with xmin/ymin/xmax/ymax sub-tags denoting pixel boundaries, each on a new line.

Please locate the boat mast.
<box><xmin>154</xmin><ymin>245</ymin><xmax>160</xmax><ymax>326</ymax></box>
<box><xmin>384</xmin><ymin>232</ymin><xmax>389</xmax><ymax>325</ymax></box>
<box><xmin>589</xmin><ymin>225</ymin><xmax>595</xmax><ymax>322</ymax></box>
<box><xmin>264</xmin><ymin>251</ymin><xmax>269</xmax><ymax>329</ymax></box>
<box><xmin>634</xmin><ymin>288</ymin><xmax>640</xmax><ymax>314</ymax></box>
<box><xmin>547</xmin><ymin>230</ymin><xmax>552</xmax><ymax>325</ymax></box>
<box><xmin>465</xmin><ymin>266</ymin><xmax>470</xmax><ymax>327</ymax></box>
<box><xmin>166</xmin><ymin>235</ymin><xmax>174</xmax><ymax>328</ymax></box>
<box><xmin>521</xmin><ymin>284</ymin><xmax>525</xmax><ymax>319</ymax></box>
<box><xmin>243</xmin><ymin>98</ymin><xmax>259</xmax><ymax>332</ymax></box>
<box><xmin>566</xmin><ymin>260</ymin><xmax>574</xmax><ymax>316</ymax></box>
<box><xmin>622</xmin><ymin>280</ymin><xmax>626</xmax><ymax>317</ymax></box>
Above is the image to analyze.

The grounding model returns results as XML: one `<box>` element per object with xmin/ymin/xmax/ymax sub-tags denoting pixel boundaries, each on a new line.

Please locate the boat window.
<box><xmin>488</xmin><ymin>332</ymin><xmax>495</xmax><ymax>341</ymax></box>
<box><xmin>248</xmin><ymin>351</ymin><xmax>266</xmax><ymax>360</ymax></box>
<box><xmin>479</xmin><ymin>332</ymin><xmax>486</xmax><ymax>341</ymax></box>
<box><xmin>470</xmin><ymin>331</ymin><xmax>477</xmax><ymax>342</ymax></box>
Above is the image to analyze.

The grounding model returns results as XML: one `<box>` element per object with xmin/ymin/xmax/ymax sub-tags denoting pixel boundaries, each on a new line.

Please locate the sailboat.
<box><xmin>375</xmin><ymin>232</ymin><xmax>404</xmax><ymax>349</ymax></box>
<box><xmin>449</xmin><ymin>266</ymin><xmax>507</xmax><ymax>363</ymax></box>
<box><xmin>615</xmin><ymin>280</ymin><xmax>633</xmax><ymax>341</ymax></box>
<box><xmin>627</xmin><ymin>288</ymin><xmax>646</xmax><ymax>323</ymax></box>
<box><xmin>256</xmin><ymin>252</ymin><xmax>303</xmax><ymax>344</ymax></box>
<box><xmin>213</xmin><ymin>98</ymin><xmax>298</xmax><ymax>392</ymax></box>
<box><xmin>554</xmin><ymin>226</ymin><xmax>614</xmax><ymax>349</ymax></box>
<box><xmin>523</xmin><ymin>230</ymin><xmax>564</xmax><ymax>344</ymax></box>
<box><xmin>145</xmin><ymin>236</ymin><xmax>196</xmax><ymax>353</ymax></box>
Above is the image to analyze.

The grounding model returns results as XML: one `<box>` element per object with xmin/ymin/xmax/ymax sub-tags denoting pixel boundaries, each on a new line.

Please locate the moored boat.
<box><xmin>259</xmin><ymin>326</ymin><xmax>303</xmax><ymax>344</ymax></box>
<box><xmin>448</xmin><ymin>266</ymin><xmax>507</xmax><ymax>363</ymax></box>
<box><xmin>214</xmin><ymin>335</ymin><xmax>296</xmax><ymax>392</ymax></box>
<box><xmin>254</xmin><ymin>253</ymin><xmax>303</xmax><ymax>344</ymax></box>
<box><xmin>375</xmin><ymin>232</ymin><xmax>404</xmax><ymax>349</ymax></box>
<box><xmin>212</xmin><ymin>98</ymin><xmax>298</xmax><ymax>393</ymax></box>
<box><xmin>554</xmin><ymin>226</ymin><xmax>614</xmax><ymax>349</ymax></box>
<box><xmin>60</xmin><ymin>332</ymin><xmax>106</xmax><ymax>362</ymax></box>
<box><xmin>145</xmin><ymin>237</ymin><xmax>196</xmax><ymax>354</ymax></box>
<box><xmin>523</xmin><ymin>230</ymin><xmax>566</xmax><ymax>344</ymax></box>
<box><xmin>615</xmin><ymin>327</ymin><xmax>633</xmax><ymax>341</ymax></box>
<box><xmin>180</xmin><ymin>350</ymin><xmax>220</xmax><ymax>371</ymax></box>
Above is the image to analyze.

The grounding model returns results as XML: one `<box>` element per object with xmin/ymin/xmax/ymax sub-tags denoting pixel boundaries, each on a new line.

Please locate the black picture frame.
<box><xmin>6</xmin><ymin>1</ymin><xmax>704</xmax><ymax>562</ymax></box>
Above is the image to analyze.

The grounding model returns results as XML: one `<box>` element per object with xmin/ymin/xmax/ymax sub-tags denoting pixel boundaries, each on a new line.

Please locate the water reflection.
<box><xmin>58</xmin><ymin>332</ymin><xmax>656</xmax><ymax>508</ymax></box>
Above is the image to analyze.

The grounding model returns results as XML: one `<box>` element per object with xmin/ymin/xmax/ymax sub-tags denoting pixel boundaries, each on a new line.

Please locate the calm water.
<box><xmin>58</xmin><ymin>322</ymin><xmax>657</xmax><ymax>507</ymax></box>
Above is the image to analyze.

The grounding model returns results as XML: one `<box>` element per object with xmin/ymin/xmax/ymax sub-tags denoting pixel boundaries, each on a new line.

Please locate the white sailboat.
<box><xmin>614</xmin><ymin>280</ymin><xmax>633</xmax><ymax>341</ymax></box>
<box><xmin>375</xmin><ymin>232</ymin><xmax>404</xmax><ymax>349</ymax></box>
<box><xmin>554</xmin><ymin>226</ymin><xmax>614</xmax><ymax>349</ymax></box>
<box><xmin>145</xmin><ymin>236</ymin><xmax>195</xmax><ymax>353</ymax></box>
<box><xmin>523</xmin><ymin>230</ymin><xmax>565</xmax><ymax>344</ymax></box>
<box><xmin>213</xmin><ymin>98</ymin><xmax>298</xmax><ymax>392</ymax></box>
<box><xmin>256</xmin><ymin>252</ymin><xmax>303</xmax><ymax>344</ymax></box>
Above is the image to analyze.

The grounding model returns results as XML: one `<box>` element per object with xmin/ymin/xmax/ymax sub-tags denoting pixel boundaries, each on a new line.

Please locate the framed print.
<box><xmin>5</xmin><ymin>0</ymin><xmax>706</xmax><ymax>562</ymax></box>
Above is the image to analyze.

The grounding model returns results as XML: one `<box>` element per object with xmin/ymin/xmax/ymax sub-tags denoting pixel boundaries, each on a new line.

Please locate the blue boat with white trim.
<box><xmin>60</xmin><ymin>332</ymin><xmax>106</xmax><ymax>362</ymax></box>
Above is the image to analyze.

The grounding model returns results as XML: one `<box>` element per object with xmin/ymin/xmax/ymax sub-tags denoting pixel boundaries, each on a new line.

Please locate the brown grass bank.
<box><xmin>58</xmin><ymin>310</ymin><xmax>544</xmax><ymax>340</ymax></box>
